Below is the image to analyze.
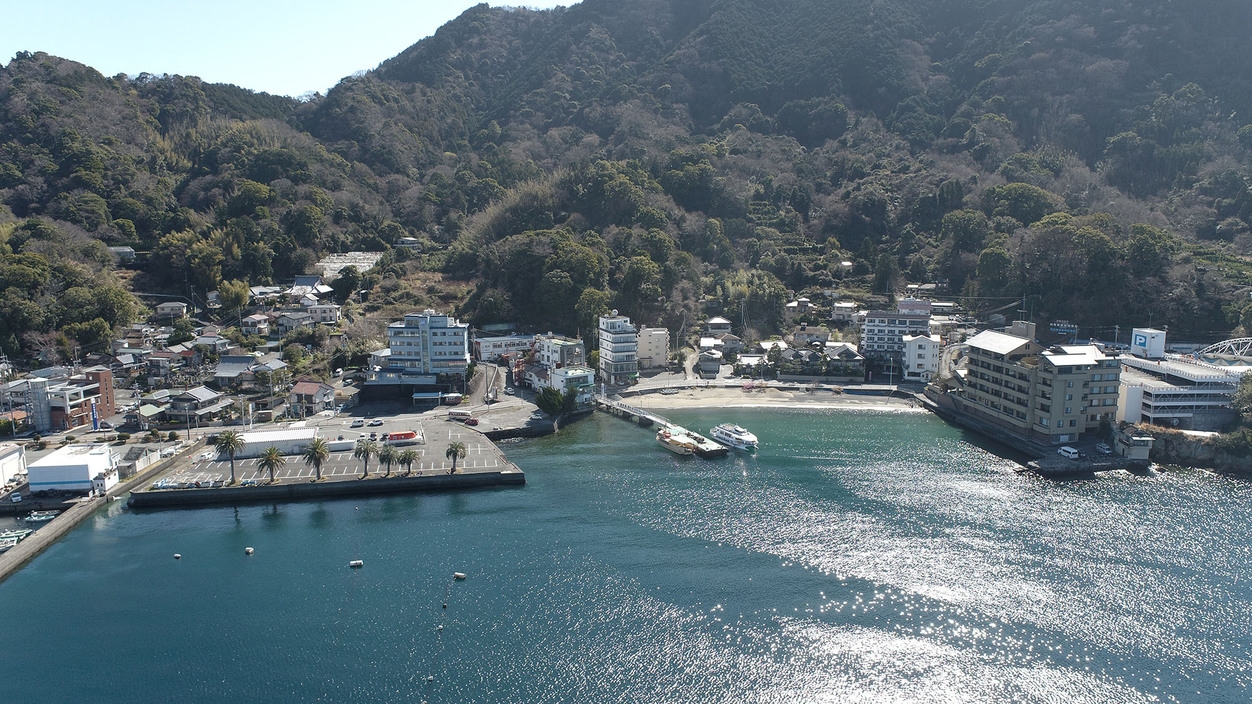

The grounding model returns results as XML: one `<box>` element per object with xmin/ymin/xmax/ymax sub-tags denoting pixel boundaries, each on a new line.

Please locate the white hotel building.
<box><xmin>599</xmin><ymin>312</ymin><xmax>639</xmax><ymax>386</ymax></box>
<box><xmin>381</xmin><ymin>310</ymin><xmax>470</xmax><ymax>379</ymax></box>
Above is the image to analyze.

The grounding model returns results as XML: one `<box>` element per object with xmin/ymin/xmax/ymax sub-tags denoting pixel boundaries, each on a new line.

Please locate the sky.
<box><xmin>1</xmin><ymin>1</ymin><xmax>570</xmax><ymax>98</ymax></box>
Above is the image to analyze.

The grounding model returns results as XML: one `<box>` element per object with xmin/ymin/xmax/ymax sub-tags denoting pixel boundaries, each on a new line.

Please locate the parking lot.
<box><xmin>155</xmin><ymin>416</ymin><xmax>508</xmax><ymax>488</ymax></box>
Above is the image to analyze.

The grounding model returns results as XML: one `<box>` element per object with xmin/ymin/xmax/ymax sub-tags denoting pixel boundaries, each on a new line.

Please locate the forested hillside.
<box><xmin>4</xmin><ymin>0</ymin><xmax>1252</xmax><ymax>364</ymax></box>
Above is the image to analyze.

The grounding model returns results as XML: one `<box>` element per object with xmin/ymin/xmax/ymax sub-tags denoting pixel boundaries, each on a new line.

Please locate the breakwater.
<box><xmin>128</xmin><ymin>468</ymin><xmax>526</xmax><ymax>509</ymax></box>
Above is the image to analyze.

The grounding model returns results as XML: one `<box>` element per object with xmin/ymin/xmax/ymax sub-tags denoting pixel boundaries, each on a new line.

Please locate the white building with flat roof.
<box><xmin>385</xmin><ymin>310</ymin><xmax>470</xmax><ymax>378</ymax></box>
<box><xmin>599</xmin><ymin>312</ymin><xmax>638</xmax><ymax>385</ymax></box>
<box><xmin>473</xmin><ymin>334</ymin><xmax>535</xmax><ymax>361</ymax></box>
<box><xmin>232</xmin><ymin>428</ymin><xmax>320</xmax><ymax>459</ymax></box>
<box><xmin>636</xmin><ymin>326</ymin><xmax>670</xmax><ymax>369</ymax></box>
<box><xmin>0</xmin><ymin>443</ymin><xmax>26</xmax><ymax>486</ymax></box>
<box><xmin>28</xmin><ymin>443</ymin><xmax>116</xmax><ymax>493</ymax></box>
<box><xmin>902</xmin><ymin>334</ymin><xmax>942</xmax><ymax>382</ymax></box>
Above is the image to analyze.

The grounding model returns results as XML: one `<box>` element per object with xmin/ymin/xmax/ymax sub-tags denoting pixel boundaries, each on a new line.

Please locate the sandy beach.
<box><xmin>617</xmin><ymin>385</ymin><xmax>925</xmax><ymax>413</ymax></box>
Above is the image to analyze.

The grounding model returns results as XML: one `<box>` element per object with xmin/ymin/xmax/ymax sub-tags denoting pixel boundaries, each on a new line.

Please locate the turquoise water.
<box><xmin>2</xmin><ymin>408</ymin><xmax>1251</xmax><ymax>703</ymax></box>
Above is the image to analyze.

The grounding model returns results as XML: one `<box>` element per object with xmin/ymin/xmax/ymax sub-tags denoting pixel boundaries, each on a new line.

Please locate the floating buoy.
<box><xmin>442</xmin><ymin>603</ymin><xmax>447</xmax><ymax>609</ymax></box>
<box><xmin>173</xmin><ymin>553</ymin><xmax>181</xmax><ymax>559</ymax></box>
<box><xmin>453</xmin><ymin>572</ymin><xmax>467</xmax><ymax>580</ymax></box>
<box><xmin>436</xmin><ymin>625</ymin><xmax>443</xmax><ymax>632</ymax></box>
<box><xmin>349</xmin><ymin>559</ymin><xmax>364</xmax><ymax>568</ymax></box>
<box><xmin>245</xmin><ymin>547</ymin><xmax>254</xmax><ymax>555</ymax></box>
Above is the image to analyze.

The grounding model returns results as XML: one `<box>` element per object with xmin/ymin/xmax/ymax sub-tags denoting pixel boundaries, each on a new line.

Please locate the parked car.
<box><xmin>464</xmin><ymin>417</ymin><xmax>479</xmax><ymax>426</ymax></box>
<box><xmin>368</xmin><ymin>419</ymin><xmax>384</xmax><ymax>427</ymax></box>
<box><xmin>1095</xmin><ymin>442</ymin><xmax>1112</xmax><ymax>455</ymax></box>
<box><xmin>505</xmin><ymin>387</ymin><xmax>515</xmax><ymax>395</ymax></box>
<box><xmin>350</xmin><ymin>419</ymin><xmax>365</xmax><ymax>428</ymax></box>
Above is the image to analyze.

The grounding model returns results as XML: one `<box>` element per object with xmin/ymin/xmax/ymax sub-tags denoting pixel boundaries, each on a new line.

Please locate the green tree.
<box><xmin>302</xmin><ymin>437</ymin><xmax>330</xmax><ymax>480</ymax></box>
<box><xmin>354</xmin><ymin>439</ymin><xmax>380</xmax><ymax>478</ymax></box>
<box><xmin>399</xmin><ymin>448</ymin><xmax>419</xmax><ymax>477</ymax></box>
<box><xmin>215</xmin><ymin>430</ymin><xmax>245</xmax><ymax>485</ymax></box>
<box><xmin>445</xmin><ymin>441</ymin><xmax>467</xmax><ymax>474</ymax></box>
<box><xmin>258</xmin><ymin>446</ymin><xmax>286</xmax><ymax>483</ymax></box>
<box><xmin>1233</xmin><ymin>374</ymin><xmax>1252</xmax><ymax>419</ymax></box>
<box><xmin>535</xmin><ymin>387</ymin><xmax>566</xmax><ymax>417</ymax></box>
<box><xmin>218</xmin><ymin>279</ymin><xmax>250</xmax><ymax>312</ymax></box>
<box><xmin>378</xmin><ymin>444</ymin><xmax>397</xmax><ymax>477</ymax></box>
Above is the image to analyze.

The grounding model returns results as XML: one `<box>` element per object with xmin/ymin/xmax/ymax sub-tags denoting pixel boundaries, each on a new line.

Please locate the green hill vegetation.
<box><xmin>4</xmin><ymin>0</ymin><xmax>1252</xmax><ymax>364</ymax></box>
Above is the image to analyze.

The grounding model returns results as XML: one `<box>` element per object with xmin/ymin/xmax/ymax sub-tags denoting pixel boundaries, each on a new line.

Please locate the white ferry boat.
<box><xmin>710</xmin><ymin>423</ymin><xmax>759</xmax><ymax>451</ymax></box>
<box><xmin>656</xmin><ymin>428</ymin><xmax>697</xmax><ymax>456</ymax></box>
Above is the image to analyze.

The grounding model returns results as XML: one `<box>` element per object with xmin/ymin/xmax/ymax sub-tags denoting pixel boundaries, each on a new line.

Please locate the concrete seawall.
<box><xmin>128</xmin><ymin>468</ymin><xmax>526</xmax><ymax>509</ymax></box>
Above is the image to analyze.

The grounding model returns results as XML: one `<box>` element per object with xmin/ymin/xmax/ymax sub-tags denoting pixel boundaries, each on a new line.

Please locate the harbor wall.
<box><xmin>128</xmin><ymin>469</ymin><xmax>526</xmax><ymax>509</ymax></box>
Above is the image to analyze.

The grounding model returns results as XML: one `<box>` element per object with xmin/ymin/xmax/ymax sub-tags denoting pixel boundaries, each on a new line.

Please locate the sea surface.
<box><xmin>2</xmin><ymin>408</ymin><xmax>1250</xmax><ymax>703</ymax></box>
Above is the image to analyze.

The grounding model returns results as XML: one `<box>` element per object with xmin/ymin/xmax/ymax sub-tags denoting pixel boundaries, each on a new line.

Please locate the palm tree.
<box><xmin>302</xmin><ymin>437</ymin><xmax>330</xmax><ymax>481</ymax></box>
<box><xmin>445</xmin><ymin>441</ymin><xmax>467</xmax><ymax>474</ymax></box>
<box><xmin>216</xmin><ymin>430</ymin><xmax>245</xmax><ymax>485</ymax></box>
<box><xmin>258</xmin><ymin>446</ymin><xmax>286</xmax><ymax>483</ymax></box>
<box><xmin>399</xmin><ymin>449</ymin><xmax>418</xmax><ymax>477</ymax></box>
<box><xmin>378</xmin><ymin>444</ymin><xmax>397</xmax><ymax>477</ymax></box>
<box><xmin>354</xmin><ymin>439</ymin><xmax>380</xmax><ymax>479</ymax></box>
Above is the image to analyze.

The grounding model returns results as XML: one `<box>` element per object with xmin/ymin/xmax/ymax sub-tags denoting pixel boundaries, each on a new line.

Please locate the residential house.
<box><xmin>213</xmin><ymin>355</ymin><xmax>259</xmax><ymax>389</ymax></box>
<box><xmin>193</xmin><ymin>335</ymin><xmax>231</xmax><ymax>354</ymax></box>
<box><xmin>697</xmin><ymin>349</ymin><xmax>723</xmax><ymax>377</ymax></box>
<box><xmin>241</xmin><ymin>314</ymin><xmax>270</xmax><ymax>337</ymax></box>
<box><xmin>792</xmin><ymin>324</ymin><xmax>832</xmax><ymax>347</ymax></box>
<box><xmin>705</xmin><ymin>316</ymin><xmax>732</xmax><ymax>335</ymax></box>
<box><xmin>831</xmin><ymin>301</ymin><xmax>860</xmax><ymax>325</ymax></box>
<box><xmin>783</xmin><ymin>297</ymin><xmax>812</xmax><ymax>321</ymax></box>
<box><xmin>275</xmin><ymin>311</ymin><xmax>315</xmax><ymax>337</ymax></box>
<box><xmin>289</xmin><ymin>380</ymin><xmax>336</xmax><ymax>417</ymax></box>
<box><xmin>716</xmin><ymin>333</ymin><xmax>745</xmax><ymax>355</ymax></box>
<box><xmin>166</xmin><ymin>386</ymin><xmax>232</xmax><ymax>426</ymax></box>
<box><xmin>308</xmin><ymin>303</ymin><xmax>341</xmax><ymax>325</ymax></box>
<box><xmin>154</xmin><ymin>301</ymin><xmax>188</xmax><ymax>320</ymax></box>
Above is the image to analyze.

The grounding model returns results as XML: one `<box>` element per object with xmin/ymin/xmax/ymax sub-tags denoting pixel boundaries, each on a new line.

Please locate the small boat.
<box><xmin>25</xmin><ymin>510</ymin><xmax>62</xmax><ymax>523</ymax></box>
<box><xmin>173</xmin><ymin>553</ymin><xmax>182</xmax><ymax>560</ymax></box>
<box><xmin>0</xmin><ymin>537</ymin><xmax>19</xmax><ymax>553</ymax></box>
<box><xmin>349</xmin><ymin>559</ymin><xmax>364</xmax><ymax>568</ymax></box>
<box><xmin>656</xmin><ymin>428</ymin><xmax>696</xmax><ymax>456</ymax></box>
<box><xmin>453</xmin><ymin>572</ymin><xmax>467</xmax><ymax>580</ymax></box>
<box><xmin>710</xmin><ymin>423</ymin><xmax>758</xmax><ymax>451</ymax></box>
<box><xmin>245</xmin><ymin>547</ymin><xmax>254</xmax><ymax>555</ymax></box>
<box><xmin>0</xmin><ymin>529</ymin><xmax>32</xmax><ymax>541</ymax></box>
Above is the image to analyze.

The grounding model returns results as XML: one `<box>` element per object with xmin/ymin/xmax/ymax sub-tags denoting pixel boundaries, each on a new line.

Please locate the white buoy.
<box><xmin>349</xmin><ymin>559</ymin><xmax>364</xmax><ymax>568</ymax></box>
<box><xmin>453</xmin><ymin>572</ymin><xmax>467</xmax><ymax>580</ymax></box>
<box><xmin>173</xmin><ymin>553</ymin><xmax>181</xmax><ymax>559</ymax></box>
<box><xmin>245</xmin><ymin>547</ymin><xmax>254</xmax><ymax>555</ymax></box>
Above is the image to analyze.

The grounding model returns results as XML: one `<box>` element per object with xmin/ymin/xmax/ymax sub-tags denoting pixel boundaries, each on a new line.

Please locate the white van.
<box><xmin>1057</xmin><ymin>446</ymin><xmax>1080</xmax><ymax>460</ymax></box>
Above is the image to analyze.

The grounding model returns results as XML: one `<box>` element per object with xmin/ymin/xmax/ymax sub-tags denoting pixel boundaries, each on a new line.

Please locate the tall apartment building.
<box><xmin>636</xmin><ymin>326</ymin><xmax>670</xmax><ymax>369</ymax></box>
<box><xmin>385</xmin><ymin>310</ymin><xmax>470</xmax><ymax>378</ymax></box>
<box><xmin>859</xmin><ymin>300</ymin><xmax>931</xmax><ymax>360</ymax></box>
<box><xmin>598</xmin><ymin>312</ymin><xmax>638</xmax><ymax>386</ymax></box>
<box><xmin>958</xmin><ymin>321</ymin><xmax>1121</xmax><ymax>445</ymax></box>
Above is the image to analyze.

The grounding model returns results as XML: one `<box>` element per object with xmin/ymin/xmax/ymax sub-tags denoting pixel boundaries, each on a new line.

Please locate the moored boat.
<box><xmin>25</xmin><ymin>509</ymin><xmax>62</xmax><ymax>523</ymax></box>
<box><xmin>0</xmin><ymin>528</ymin><xmax>32</xmax><ymax>541</ymax></box>
<box><xmin>710</xmin><ymin>423</ymin><xmax>759</xmax><ymax>451</ymax></box>
<box><xmin>656</xmin><ymin>428</ymin><xmax>697</xmax><ymax>456</ymax></box>
<box><xmin>0</xmin><ymin>537</ymin><xmax>19</xmax><ymax>553</ymax></box>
